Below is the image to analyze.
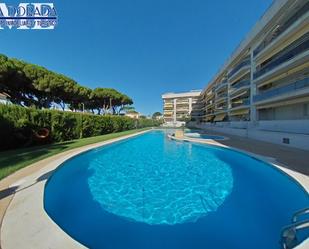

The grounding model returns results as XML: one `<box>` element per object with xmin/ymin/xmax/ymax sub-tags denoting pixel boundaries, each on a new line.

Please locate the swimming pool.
<box><xmin>44</xmin><ymin>130</ymin><xmax>309</xmax><ymax>249</ymax></box>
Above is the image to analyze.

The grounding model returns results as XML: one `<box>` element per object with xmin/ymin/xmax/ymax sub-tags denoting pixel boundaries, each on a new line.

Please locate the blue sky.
<box><xmin>0</xmin><ymin>0</ymin><xmax>272</xmax><ymax>115</ymax></box>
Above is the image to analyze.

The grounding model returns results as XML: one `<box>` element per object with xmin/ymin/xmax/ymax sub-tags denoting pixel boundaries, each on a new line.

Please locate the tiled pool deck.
<box><xmin>0</xmin><ymin>129</ymin><xmax>308</xmax><ymax>249</ymax></box>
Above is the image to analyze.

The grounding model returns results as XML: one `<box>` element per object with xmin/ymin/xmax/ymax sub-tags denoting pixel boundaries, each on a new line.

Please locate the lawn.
<box><xmin>0</xmin><ymin>128</ymin><xmax>149</xmax><ymax>180</ymax></box>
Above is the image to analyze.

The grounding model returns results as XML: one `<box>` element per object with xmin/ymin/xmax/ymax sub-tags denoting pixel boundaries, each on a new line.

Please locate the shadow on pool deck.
<box><xmin>0</xmin><ymin>170</ymin><xmax>54</xmax><ymax>201</ymax></box>
<box><xmin>199</xmin><ymin>129</ymin><xmax>309</xmax><ymax>176</ymax></box>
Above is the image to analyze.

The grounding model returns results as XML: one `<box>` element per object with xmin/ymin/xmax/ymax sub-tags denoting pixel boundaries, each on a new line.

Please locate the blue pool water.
<box><xmin>44</xmin><ymin>131</ymin><xmax>309</xmax><ymax>249</ymax></box>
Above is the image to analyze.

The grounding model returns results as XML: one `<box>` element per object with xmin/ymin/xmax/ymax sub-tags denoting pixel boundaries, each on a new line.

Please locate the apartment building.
<box><xmin>162</xmin><ymin>90</ymin><xmax>202</xmax><ymax>126</ymax></box>
<box><xmin>164</xmin><ymin>0</ymin><xmax>309</xmax><ymax>149</ymax></box>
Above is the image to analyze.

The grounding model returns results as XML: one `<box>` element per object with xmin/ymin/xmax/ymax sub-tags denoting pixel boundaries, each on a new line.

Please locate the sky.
<box><xmin>0</xmin><ymin>0</ymin><xmax>273</xmax><ymax>115</ymax></box>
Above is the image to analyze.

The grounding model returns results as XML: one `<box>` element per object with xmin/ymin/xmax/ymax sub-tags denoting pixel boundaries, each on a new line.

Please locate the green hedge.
<box><xmin>0</xmin><ymin>104</ymin><xmax>159</xmax><ymax>151</ymax></box>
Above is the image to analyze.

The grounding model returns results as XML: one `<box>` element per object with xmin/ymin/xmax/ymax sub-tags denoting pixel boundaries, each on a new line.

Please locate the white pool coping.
<box><xmin>1</xmin><ymin>130</ymin><xmax>308</xmax><ymax>249</ymax></box>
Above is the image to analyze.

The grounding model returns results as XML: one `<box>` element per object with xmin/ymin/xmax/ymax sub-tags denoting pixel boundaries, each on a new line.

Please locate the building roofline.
<box><xmin>162</xmin><ymin>90</ymin><xmax>202</xmax><ymax>98</ymax></box>
<box><xmin>203</xmin><ymin>0</ymin><xmax>291</xmax><ymax>93</ymax></box>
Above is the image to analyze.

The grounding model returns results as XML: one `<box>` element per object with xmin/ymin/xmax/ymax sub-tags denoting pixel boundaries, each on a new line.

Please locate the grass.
<box><xmin>0</xmin><ymin>128</ymin><xmax>149</xmax><ymax>180</ymax></box>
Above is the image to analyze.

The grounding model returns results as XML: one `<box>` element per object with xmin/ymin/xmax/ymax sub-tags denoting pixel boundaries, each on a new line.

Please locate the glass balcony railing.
<box><xmin>228</xmin><ymin>59</ymin><xmax>251</xmax><ymax>78</ymax></box>
<box><xmin>215</xmin><ymin>82</ymin><xmax>228</xmax><ymax>91</ymax></box>
<box><xmin>216</xmin><ymin>93</ymin><xmax>228</xmax><ymax>99</ymax></box>
<box><xmin>231</xmin><ymin>99</ymin><xmax>250</xmax><ymax>108</ymax></box>
<box><xmin>253</xmin><ymin>77</ymin><xmax>309</xmax><ymax>102</ymax></box>
<box><xmin>253</xmin><ymin>33</ymin><xmax>309</xmax><ymax>79</ymax></box>
<box><xmin>230</xmin><ymin>80</ymin><xmax>250</xmax><ymax>92</ymax></box>
<box><xmin>253</xmin><ymin>2</ymin><xmax>309</xmax><ymax>57</ymax></box>
<box><xmin>215</xmin><ymin>107</ymin><xmax>228</xmax><ymax>112</ymax></box>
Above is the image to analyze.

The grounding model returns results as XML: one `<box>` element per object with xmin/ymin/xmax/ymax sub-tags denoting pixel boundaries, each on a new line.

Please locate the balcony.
<box><xmin>206</xmin><ymin>101</ymin><xmax>214</xmax><ymax>107</ymax></box>
<box><xmin>253</xmin><ymin>33</ymin><xmax>309</xmax><ymax>80</ymax></box>
<box><xmin>253</xmin><ymin>77</ymin><xmax>309</xmax><ymax>103</ymax></box>
<box><xmin>230</xmin><ymin>80</ymin><xmax>251</xmax><ymax>96</ymax></box>
<box><xmin>215</xmin><ymin>93</ymin><xmax>228</xmax><ymax>103</ymax></box>
<box><xmin>216</xmin><ymin>92</ymin><xmax>227</xmax><ymax>98</ymax></box>
<box><xmin>231</xmin><ymin>79</ymin><xmax>250</xmax><ymax>90</ymax></box>
<box><xmin>206</xmin><ymin>90</ymin><xmax>214</xmax><ymax>96</ymax></box>
<box><xmin>215</xmin><ymin>82</ymin><xmax>228</xmax><ymax>92</ymax></box>
<box><xmin>228</xmin><ymin>58</ymin><xmax>251</xmax><ymax>80</ymax></box>
<box><xmin>253</xmin><ymin>2</ymin><xmax>309</xmax><ymax>57</ymax></box>
<box><xmin>176</xmin><ymin>109</ymin><xmax>189</xmax><ymax>113</ymax></box>
<box><xmin>176</xmin><ymin>102</ymin><xmax>189</xmax><ymax>105</ymax></box>
<box><xmin>215</xmin><ymin>103</ymin><xmax>228</xmax><ymax>113</ymax></box>
<box><xmin>231</xmin><ymin>98</ymin><xmax>250</xmax><ymax>109</ymax></box>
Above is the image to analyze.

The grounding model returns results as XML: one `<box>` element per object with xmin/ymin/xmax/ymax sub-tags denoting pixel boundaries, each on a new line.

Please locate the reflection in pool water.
<box><xmin>185</xmin><ymin>132</ymin><xmax>225</xmax><ymax>140</ymax></box>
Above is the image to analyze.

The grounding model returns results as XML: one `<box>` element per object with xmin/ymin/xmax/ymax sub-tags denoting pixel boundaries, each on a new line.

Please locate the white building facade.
<box><xmin>166</xmin><ymin>0</ymin><xmax>309</xmax><ymax>149</ymax></box>
<box><xmin>162</xmin><ymin>90</ymin><xmax>202</xmax><ymax>127</ymax></box>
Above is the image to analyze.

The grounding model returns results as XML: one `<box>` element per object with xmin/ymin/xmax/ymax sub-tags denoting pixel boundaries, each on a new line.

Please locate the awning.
<box><xmin>230</xmin><ymin>90</ymin><xmax>249</xmax><ymax>100</ymax></box>
<box><xmin>206</xmin><ymin>115</ymin><xmax>214</xmax><ymax>121</ymax></box>
<box><xmin>214</xmin><ymin>113</ymin><xmax>226</xmax><ymax>122</ymax></box>
<box><xmin>230</xmin><ymin>109</ymin><xmax>249</xmax><ymax>116</ymax></box>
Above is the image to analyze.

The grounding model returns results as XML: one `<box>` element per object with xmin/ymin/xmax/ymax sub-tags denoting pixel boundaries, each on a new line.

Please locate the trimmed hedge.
<box><xmin>0</xmin><ymin>104</ymin><xmax>159</xmax><ymax>151</ymax></box>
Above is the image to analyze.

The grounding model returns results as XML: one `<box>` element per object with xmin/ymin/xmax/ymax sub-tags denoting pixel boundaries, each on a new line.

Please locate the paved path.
<box><xmin>196</xmin><ymin>129</ymin><xmax>309</xmax><ymax>176</ymax></box>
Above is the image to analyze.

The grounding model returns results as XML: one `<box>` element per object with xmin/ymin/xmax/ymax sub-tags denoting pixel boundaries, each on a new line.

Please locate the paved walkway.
<box><xmin>197</xmin><ymin>129</ymin><xmax>309</xmax><ymax>176</ymax></box>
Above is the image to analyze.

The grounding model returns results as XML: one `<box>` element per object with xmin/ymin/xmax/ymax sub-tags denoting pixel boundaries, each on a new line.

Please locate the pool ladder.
<box><xmin>281</xmin><ymin>207</ymin><xmax>309</xmax><ymax>249</ymax></box>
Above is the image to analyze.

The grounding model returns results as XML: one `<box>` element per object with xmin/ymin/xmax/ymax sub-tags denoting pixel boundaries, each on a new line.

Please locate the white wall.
<box><xmin>191</xmin><ymin>120</ymin><xmax>309</xmax><ymax>150</ymax></box>
<box><xmin>257</xmin><ymin>120</ymin><xmax>309</xmax><ymax>134</ymax></box>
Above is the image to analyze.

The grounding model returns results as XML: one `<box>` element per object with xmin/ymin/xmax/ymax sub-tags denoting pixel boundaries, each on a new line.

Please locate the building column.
<box><xmin>173</xmin><ymin>99</ymin><xmax>177</xmax><ymax>123</ymax></box>
<box><xmin>227</xmin><ymin>75</ymin><xmax>231</xmax><ymax>120</ymax></box>
<box><xmin>188</xmin><ymin>97</ymin><xmax>192</xmax><ymax>114</ymax></box>
<box><xmin>250</xmin><ymin>50</ymin><xmax>257</xmax><ymax>124</ymax></box>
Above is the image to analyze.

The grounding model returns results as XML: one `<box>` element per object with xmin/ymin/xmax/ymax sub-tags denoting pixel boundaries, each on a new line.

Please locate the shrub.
<box><xmin>0</xmin><ymin>104</ymin><xmax>160</xmax><ymax>151</ymax></box>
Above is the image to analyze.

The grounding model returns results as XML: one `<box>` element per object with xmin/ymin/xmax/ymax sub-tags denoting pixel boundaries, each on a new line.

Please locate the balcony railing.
<box><xmin>230</xmin><ymin>80</ymin><xmax>250</xmax><ymax>92</ymax></box>
<box><xmin>231</xmin><ymin>99</ymin><xmax>250</xmax><ymax>108</ymax></box>
<box><xmin>253</xmin><ymin>2</ymin><xmax>309</xmax><ymax>57</ymax></box>
<box><xmin>253</xmin><ymin>77</ymin><xmax>309</xmax><ymax>102</ymax></box>
<box><xmin>215</xmin><ymin>82</ymin><xmax>228</xmax><ymax>92</ymax></box>
<box><xmin>215</xmin><ymin>107</ymin><xmax>227</xmax><ymax>113</ymax></box>
<box><xmin>253</xmin><ymin>33</ymin><xmax>309</xmax><ymax>79</ymax></box>
<box><xmin>228</xmin><ymin>58</ymin><xmax>251</xmax><ymax>78</ymax></box>
<box><xmin>216</xmin><ymin>93</ymin><xmax>228</xmax><ymax>99</ymax></box>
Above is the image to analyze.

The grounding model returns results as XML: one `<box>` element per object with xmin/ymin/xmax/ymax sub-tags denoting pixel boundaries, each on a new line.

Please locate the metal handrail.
<box><xmin>292</xmin><ymin>207</ymin><xmax>309</xmax><ymax>223</ymax></box>
<box><xmin>281</xmin><ymin>219</ymin><xmax>309</xmax><ymax>249</ymax></box>
<box><xmin>281</xmin><ymin>207</ymin><xmax>309</xmax><ymax>249</ymax></box>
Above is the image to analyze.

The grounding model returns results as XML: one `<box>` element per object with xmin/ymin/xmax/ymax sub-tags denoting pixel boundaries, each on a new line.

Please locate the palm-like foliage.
<box><xmin>0</xmin><ymin>54</ymin><xmax>134</xmax><ymax>113</ymax></box>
